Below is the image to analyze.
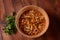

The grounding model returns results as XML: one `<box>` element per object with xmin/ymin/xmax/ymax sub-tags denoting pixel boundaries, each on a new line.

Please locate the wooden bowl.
<box><xmin>15</xmin><ymin>5</ymin><xmax>49</xmax><ymax>38</ymax></box>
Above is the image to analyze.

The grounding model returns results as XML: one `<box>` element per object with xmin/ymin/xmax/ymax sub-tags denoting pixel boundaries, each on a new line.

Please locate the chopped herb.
<box><xmin>3</xmin><ymin>13</ymin><xmax>17</xmax><ymax>35</ymax></box>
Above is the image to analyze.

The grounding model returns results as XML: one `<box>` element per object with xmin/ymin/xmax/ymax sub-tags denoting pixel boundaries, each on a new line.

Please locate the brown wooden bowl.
<box><xmin>15</xmin><ymin>5</ymin><xmax>49</xmax><ymax>38</ymax></box>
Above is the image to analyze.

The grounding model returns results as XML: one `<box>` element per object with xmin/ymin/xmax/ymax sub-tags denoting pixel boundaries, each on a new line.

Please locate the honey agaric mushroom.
<box><xmin>19</xmin><ymin>9</ymin><xmax>46</xmax><ymax>36</ymax></box>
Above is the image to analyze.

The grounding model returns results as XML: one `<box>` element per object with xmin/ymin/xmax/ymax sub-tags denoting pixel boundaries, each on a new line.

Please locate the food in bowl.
<box><xmin>19</xmin><ymin>9</ymin><xmax>46</xmax><ymax>36</ymax></box>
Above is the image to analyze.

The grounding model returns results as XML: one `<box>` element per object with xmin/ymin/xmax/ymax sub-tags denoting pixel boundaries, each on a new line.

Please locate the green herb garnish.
<box><xmin>3</xmin><ymin>13</ymin><xmax>17</xmax><ymax>35</ymax></box>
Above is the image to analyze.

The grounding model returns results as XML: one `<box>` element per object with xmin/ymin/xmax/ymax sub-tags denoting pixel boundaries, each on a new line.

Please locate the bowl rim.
<box><xmin>15</xmin><ymin>5</ymin><xmax>49</xmax><ymax>38</ymax></box>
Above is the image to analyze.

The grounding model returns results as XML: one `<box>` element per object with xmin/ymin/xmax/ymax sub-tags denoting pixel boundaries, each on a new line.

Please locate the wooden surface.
<box><xmin>0</xmin><ymin>0</ymin><xmax>60</xmax><ymax>40</ymax></box>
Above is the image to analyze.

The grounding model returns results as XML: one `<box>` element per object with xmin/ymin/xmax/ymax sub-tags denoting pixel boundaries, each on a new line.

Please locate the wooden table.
<box><xmin>0</xmin><ymin>0</ymin><xmax>60</xmax><ymax>40</ymax></box>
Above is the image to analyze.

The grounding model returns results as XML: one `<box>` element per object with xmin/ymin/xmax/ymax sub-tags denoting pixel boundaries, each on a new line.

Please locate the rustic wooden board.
<box><xmin>0</xmin><ymin>0</ymin><xmax>60</xmax><ymax>40</ymax></box>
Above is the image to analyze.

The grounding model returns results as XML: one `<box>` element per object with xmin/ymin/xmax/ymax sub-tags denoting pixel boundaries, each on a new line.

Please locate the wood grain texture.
<box><xmin>0</xmin><ymin>0</ymin><xmax>60</xmax><ymax>40</ymax></box>
<box><xmin>0</xmin><ymin>25</ymin><xmax>2</xmax><ymax>40</ymax></box>
<box><xmin>0</xmin><ymin>0</ymin><xmax>5</xmax><ymax>40</ymax></box>
<box><xmin>0</xmin><ymin>0</ymin><xmax>5</xmax><ymax>23</ymax></box>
